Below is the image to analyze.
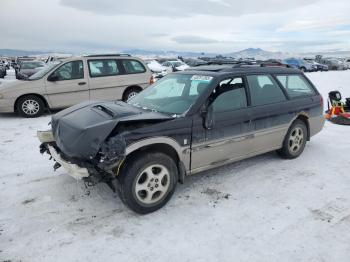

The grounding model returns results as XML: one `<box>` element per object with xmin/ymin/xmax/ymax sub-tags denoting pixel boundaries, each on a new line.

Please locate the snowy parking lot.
<box><xmin>0</xmin><ymin>71</ymin><xmax>350</xmax><ymax>262</ymax></box>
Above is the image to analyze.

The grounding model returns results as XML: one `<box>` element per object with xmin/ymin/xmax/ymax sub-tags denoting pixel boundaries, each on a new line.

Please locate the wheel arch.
<box><xmin>122</xmin><ymin>85</ymin><xmax>143</xmax><ymax>101</ymax></box>
<box><xmin>14</xmin><ymin>93</ymin><xmax>49</xmax><ymax>112</ymax></box>
<box><xmin>295</xmin><ymin>113</ymin><xmax>310</xmax><ymax>141</ymax></box>
<box><xmin>122</xmin><ymin>137</ymin><xmax>188</xmax><ymax>183</ymax></box>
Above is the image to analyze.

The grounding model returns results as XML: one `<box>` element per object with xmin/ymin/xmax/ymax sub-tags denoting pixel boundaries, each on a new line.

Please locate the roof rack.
<box><xmin>84</xmin><ymin>54</ymin><xmax>131</xmax><ymax>57</ymax></box>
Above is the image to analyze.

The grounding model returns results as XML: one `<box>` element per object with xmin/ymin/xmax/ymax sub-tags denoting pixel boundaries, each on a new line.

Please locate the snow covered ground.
<box><xmin>0</xmin><ymin>70</ymin><xmax>350</xmax><ymax>262</ymax></box>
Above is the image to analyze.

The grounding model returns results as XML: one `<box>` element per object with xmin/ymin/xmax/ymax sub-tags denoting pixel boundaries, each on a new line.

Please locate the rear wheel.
<box><xmin>300</xmin><ymin>67</ymin><xmax>306</xmax><ymax>72</ymax></box>
<box><xmin>17</xmin><ymin>95</ymin><xmax>45</xmax><ymax>118</ymax></box>
<box><xmin>117</xmin><ymin>152</ymin><xmax>178</xmax><ymax>214</ymax></box>
<box><xmin>277</xmin><ymin>119</ymin><xmax>307</xmax><ymax>159</ymax></box>
<box><xmin>122</xmin><ymin>87</ymin><xmax>141</xmax><ymax>102</ymax></box>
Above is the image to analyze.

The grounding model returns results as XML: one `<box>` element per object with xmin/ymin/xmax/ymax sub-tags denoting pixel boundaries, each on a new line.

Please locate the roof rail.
<box><xmin>84</xmin><ymin>54</ymin><xmax>131</xmax><ymax>57</ymax></box>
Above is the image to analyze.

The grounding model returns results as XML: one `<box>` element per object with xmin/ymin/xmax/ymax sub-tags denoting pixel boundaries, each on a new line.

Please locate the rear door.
<box><xmin>245</xmin><ymin>74</ymin><xmax>290</xmax><ymax>153</ymax></box>
<box><xmin>44</xmin><ymin>60</ymin><xmax>89</xmax><ymax>108</ymax></box>
<box><xmin>191</xmin><ymin>76</ymin><xmax>252</xmax><ymax>172</ymax></box>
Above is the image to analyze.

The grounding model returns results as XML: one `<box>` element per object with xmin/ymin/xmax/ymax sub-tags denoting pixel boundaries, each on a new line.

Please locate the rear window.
<box><xmin>122</xmin><ymin>59</ymin><xmax>146</xmax><ymax>74</ymax></box>
<box><xmin>276</xmin><ymin>75</ymin><xmax>315</xmax><ymax>98</ymax></box>
<box><xmin>88</xmin><ymin>59</ymin><xmax>119</xmax><ymax>77</ymax></box>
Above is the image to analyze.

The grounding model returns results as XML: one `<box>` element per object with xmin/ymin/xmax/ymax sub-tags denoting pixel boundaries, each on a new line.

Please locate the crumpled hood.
<box><xmin>51</xmin><ymin>100</ymin><xmax>173</xmax><ymax>159</ymax></box>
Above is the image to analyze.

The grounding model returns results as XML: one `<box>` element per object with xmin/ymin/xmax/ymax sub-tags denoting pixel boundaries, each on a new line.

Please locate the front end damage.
<box><xmin>37</xmin><ymin>101</ymin><xmax>174</xmax><ymax>191</ymax></box>
<box><xmin>38</xmin><ymin>130</ymin><xmax>126</xmax><ymax>191</ymax></box>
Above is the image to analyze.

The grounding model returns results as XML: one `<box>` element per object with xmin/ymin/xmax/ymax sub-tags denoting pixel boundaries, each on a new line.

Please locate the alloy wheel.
<box><xmin>134</xmin><ymin>164</ymin><xmax>170</xmax><ymax>205</ymax></box>
<box><xmin>288</xmin><ymin>127</ymin><xmax>304</xmax><ymax>154</ymax></box>
<box><xmin>22</xmin><ymin>99</ymin><xmax>40</xmax><ymax>116</ymax></box>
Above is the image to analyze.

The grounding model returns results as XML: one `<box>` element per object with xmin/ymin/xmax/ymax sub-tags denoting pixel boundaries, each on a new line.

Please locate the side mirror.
<box><xmin>202</xmin><ymin>104</ymin><xmax>214</xmax><ymax>130</ymax></box>
<box><xmin>48</xmin><ymin>74</ymin><xmax>59</xmax><ymax>82</ymax></box>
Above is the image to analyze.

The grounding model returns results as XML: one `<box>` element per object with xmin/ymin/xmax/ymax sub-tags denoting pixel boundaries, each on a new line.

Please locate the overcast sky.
<box><xmin>1</xmin><ymin>0</ymin><xmax>350</xmax><ymax>53</ymax></box>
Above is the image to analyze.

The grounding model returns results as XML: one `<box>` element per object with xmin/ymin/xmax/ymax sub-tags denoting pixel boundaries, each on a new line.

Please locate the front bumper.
<box><xmin>47</xmin><ymin>145</ymin><xmax>89</xmax><ymax>180</ymax></box>
<box><xmin>38</xmin><ymin>130</ymin><xmax>90</xmax><ymax>180</ymax></box>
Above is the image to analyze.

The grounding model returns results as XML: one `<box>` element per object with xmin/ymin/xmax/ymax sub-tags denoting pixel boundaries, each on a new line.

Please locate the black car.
<box><xmin>38</xmin><ymin>66</ymin><xmax>325</xmax><ymax>214</ymax></box>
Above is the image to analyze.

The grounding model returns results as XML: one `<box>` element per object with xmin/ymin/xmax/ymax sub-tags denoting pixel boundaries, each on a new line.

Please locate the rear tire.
<box><xmin>300</xmin><ymin>67</ymin><xmax>306</xmax><ymax>72</ymax></box>
<box><xmin>17</xmin><ymin>95</ymin><xmax>45</xmax><ymax>118</ymax></box>
<box><xmin>122</xmin><ymin>87</ymin><xmax>141</xmax><ymax>102</ymax></box>
<box><xmin>277</xmin><ymin>119</ymin><xmax>307</xmax><ymax>159</ymax></box>
<box><xmin>117</xmin><ymin>152</ymin><xmax>178</xmax><ymax>214</ymax></box>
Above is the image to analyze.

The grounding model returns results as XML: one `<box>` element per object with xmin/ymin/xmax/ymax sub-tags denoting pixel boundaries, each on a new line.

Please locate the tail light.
<box><xmin>150</xmin><ymin>75</ymin><xmax>155</xmax><ymax>85</ymax></box>
<box><xmin>320</xmin><ymin>95</ymin><xmax>324</xmax><ymax>107</ymax></box>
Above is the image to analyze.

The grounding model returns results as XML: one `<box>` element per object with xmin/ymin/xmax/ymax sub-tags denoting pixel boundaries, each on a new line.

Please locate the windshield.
<box><xmin>29</xmin><ymin>61</ymin><xmax>61</xmax><ymax>80</ymax></box>
<box><xmin>128</xmin><ymin>73</ymin><xmax>213</xmax><ymax>115</ymax></box>
<box><xmin>21</xmin><ymin>61</ymin><xmax>45</xmax><ymax>69</ymax></box>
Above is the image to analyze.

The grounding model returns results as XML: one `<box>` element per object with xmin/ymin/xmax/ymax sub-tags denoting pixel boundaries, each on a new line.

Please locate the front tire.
<box><xmin>277</xmin><ymin>119</ymin><xmax>307</xmax><ymax>159</ymax></box>
<box><xmin>17</xmin><ymin>95</ymin><xmax>45</xmax><ymax>118</ymax></box>
<box><xmin>118</xmin><ymin>152</ymin><xmax>178</xmax><ymax>214</ymax></box>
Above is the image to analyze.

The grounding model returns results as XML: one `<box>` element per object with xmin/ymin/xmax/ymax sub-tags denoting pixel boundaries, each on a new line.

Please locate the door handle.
<box><xmin>78</xmin><ymin>82</ymin><xmax>86</xmax><ymax>85</ymax></box>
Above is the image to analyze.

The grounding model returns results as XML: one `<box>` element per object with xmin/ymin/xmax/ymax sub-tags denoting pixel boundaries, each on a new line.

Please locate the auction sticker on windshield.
<box><xmin>191</xmin><ymin>75</ymin><xmax>213</xmax><ymax>82</ymax></box>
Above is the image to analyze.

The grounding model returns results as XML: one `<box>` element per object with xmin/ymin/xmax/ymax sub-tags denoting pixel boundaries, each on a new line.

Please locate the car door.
<box><xmin>45</xmin><ymin>60</ymin><xmax>89</xmax><ymax>108</ymax></box>
<box><xmin>190</xmin><ymin>76</ymin><xmax>252</xmax><ymax>173</ymax></box>
<box><xmin>88</xmin><ymin>59</ymin><xmax>126</xmax><ymax>100</ymax></box>
<box><xmin>245</xmin><ymin>74</ymin><xmax>290</xmax><ymax>154</ymax></box>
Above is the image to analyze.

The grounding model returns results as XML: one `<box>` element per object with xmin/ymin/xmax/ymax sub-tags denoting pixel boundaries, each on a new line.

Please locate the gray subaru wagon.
<box><xmin>38</xmin><ymin>65</ymin><xmax>325</xmax><ymax>214</ymax></box>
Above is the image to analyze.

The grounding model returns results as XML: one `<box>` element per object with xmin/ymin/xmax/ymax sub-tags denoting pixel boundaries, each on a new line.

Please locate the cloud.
<box><xmin>172</xmin><ymin>35</ymin><xmax>219</xmax><ymax>44</ymax></box>
<box><xmin>1</xmin><ymin>0</ymin><xmax>350</xmax><ymax>53</ymax></box>
<box><xmin>60</xmin><ymin>0</ymin><xmax>320</xmax><ymax>17</ymax></box>
<box><xmin>278</xmin><ymin>19</ymin><xmax>350</xmax><ymax>32</ymax></box>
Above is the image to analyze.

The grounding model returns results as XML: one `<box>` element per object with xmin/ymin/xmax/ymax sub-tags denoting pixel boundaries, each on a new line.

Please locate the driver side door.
<box><xmin>191</xmin><ymin>76</ymin><xmax>253</xmax><ymax>173</ymax></box>
<box><xmin>45</xmin><ymin>60</ymin><xmax>89</xmax><ymax>108</ymax></box>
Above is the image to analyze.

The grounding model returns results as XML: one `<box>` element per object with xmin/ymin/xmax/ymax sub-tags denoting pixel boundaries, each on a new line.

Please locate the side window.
<box><xmin>122</xmin><ymin>59</ymin><xmax>146</xmax><ymax>74</ymax></box>
<box><xmin>88</xmin><ymin>59</ymin><xmax>119</xmax><ymax>77</ymax></box>
<box><xmin>52</xmin><ymin>60</ymin><xmax>84</xmax><ymax>81</ymax></box>
<box><xmin>276</xmin><ymin>75</ymin><xmax>315</xmax><ymax>98</ymax></box>
<box><xmin>211</xmin><ymin>77</ymin><xmax>247</xmax><ymax>112</ymax></box>
<box><xmin>247</xmin><ymin>74</ymin><xmax>286</xmax><ymax>106</ymax></box>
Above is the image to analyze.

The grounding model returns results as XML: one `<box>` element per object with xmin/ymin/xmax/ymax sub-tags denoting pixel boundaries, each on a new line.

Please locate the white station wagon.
<box><xmin>0</xmin><ymin>54</ymin><xmax>153</xmax><ymax>117</ymax></box>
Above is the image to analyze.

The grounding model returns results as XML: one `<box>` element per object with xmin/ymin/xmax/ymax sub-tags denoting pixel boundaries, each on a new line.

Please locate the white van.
<box><xmin>0</xmin><ymin>54</ymin><xmax>153</xmax><ymax>117</ymax></box>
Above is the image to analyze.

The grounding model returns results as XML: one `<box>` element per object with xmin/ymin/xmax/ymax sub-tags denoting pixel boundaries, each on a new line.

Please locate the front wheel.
<box><xmin>277</xmin><ymin>119</ymin><xmax>307</xmax><ymax>159</ymax></box>
<box><xmin>117</xmin><ymin>152</ymin><xmax>178</xmax><ymax>214</ymax></box>
<box><xmin>17</xmin><ymin>95</ymin><xmax>45</xmax><ymax>118</ymax></box>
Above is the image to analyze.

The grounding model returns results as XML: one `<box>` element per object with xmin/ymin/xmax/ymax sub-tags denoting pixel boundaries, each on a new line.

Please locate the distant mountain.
<box><xmin>227</xmin><ymin>48</ymin><xmax>291</xmax><ymax>60</ymax></box>
<box><xmin>122</xmin><ymin>49</ymin><xmax>216</xmax><ymax>58</ymax></box>
<box><xmin>1</xmin><ymin>48</ymin><xmax>349</xmax><ymax>59</ymax></box>
<box><xmin>0</xmin><ymin>49</ymin><xmax>72</xmax><ymax>57</ymax></box>
<box><xmin>0</xmin><ymin>49</ymin><xmax>49</xmax><ymax>56</ymax></box>
<box><xmin>124</xmin><ymin>48</ymin><xmax>292</xmax><ymax>59</ymax></box>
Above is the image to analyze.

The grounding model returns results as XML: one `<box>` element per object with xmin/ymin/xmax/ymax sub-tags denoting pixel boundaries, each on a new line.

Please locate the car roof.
<box><xmin>182</xmin><ymin>65</ymin><xmax>301</xmax><ymax>77</ymax></box>
<box><xmin>61</xmin><ymin>54</ymin><xmax>142</xmax><ymax>63</ymax></box>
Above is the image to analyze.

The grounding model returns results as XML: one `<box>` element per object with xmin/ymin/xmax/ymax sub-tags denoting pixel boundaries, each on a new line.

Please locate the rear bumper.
<box><xmin>310</xmin><ymin>115</ymin><xmax>325</xmax><ymax>137</ymax></box>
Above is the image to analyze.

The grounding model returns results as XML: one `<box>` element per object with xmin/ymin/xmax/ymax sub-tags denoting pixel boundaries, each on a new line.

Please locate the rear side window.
<box><xmin>88</xmin><ymin>59</ymin><xmax>119</xmax><ymax>77</ymax></box>
<box><xmin>276</xmin><ymin>75</ymin><xmax>315</xmax><ymax>98</ymax></box>
<box><xmin>247</xmin><ymin>75</ymin><xmax>286</xmax><ymax>106</ymax></box>
<box><xmin>122</xmin><ymin>59</ymin><xmax>146</xmax><ymax>74</ymax></box>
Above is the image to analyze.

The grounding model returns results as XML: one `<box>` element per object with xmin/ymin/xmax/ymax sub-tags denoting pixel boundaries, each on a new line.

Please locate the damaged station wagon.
<box><xmin>38</xmin><ymin>65</ymin><xmax>325</xmax><ymax>214</ymax></box>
